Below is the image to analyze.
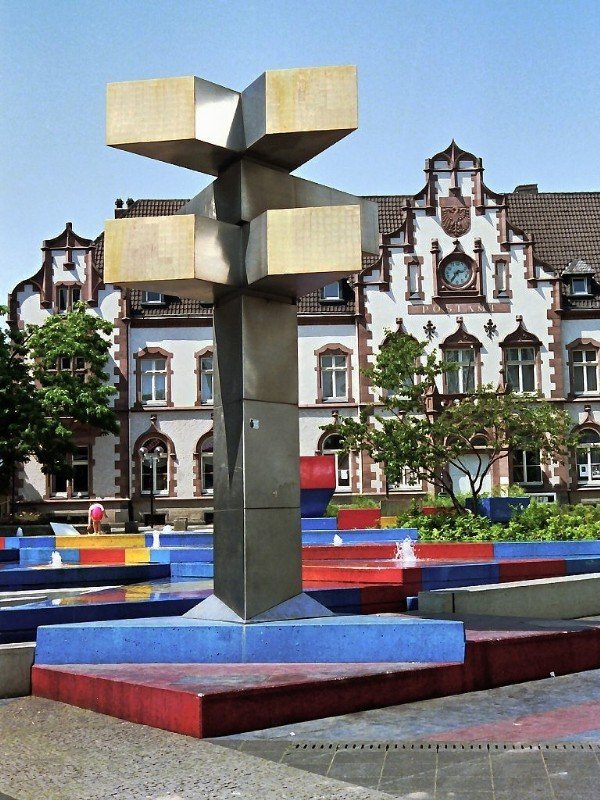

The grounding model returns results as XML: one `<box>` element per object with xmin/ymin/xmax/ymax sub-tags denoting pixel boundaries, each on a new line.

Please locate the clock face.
<box><xmin>443</xmin><ymin>259</ymin><xmax>473</xmax><ymax>288</ymax></box>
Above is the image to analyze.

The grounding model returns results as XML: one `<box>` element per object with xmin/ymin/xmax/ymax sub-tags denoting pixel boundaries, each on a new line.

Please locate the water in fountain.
<box><xmin>50</xmin><ymin>551</ymin><xmax>63</xmax><ymax>568</ymax></box>
<box><xmin>393</xmin><ymin>536</ymin><xmax>417</xmax><ymax>566</ymax></box>
<box><xmin>16</xmin><ymin>527</ymin><xmax>23</xmax><ymax>537</ymax></box>
<box><xmin>333</xmin><ymin>534</ymin><xmax>344</xmax><ymax>546</ymax></box>
<box><xmin>151</xmin><ymin>530</ymin><xmax>161</xmax><ymax>549</ymax></box>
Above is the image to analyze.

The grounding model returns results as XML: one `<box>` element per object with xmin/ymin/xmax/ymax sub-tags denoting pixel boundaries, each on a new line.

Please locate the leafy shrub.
<box><xmin>325</xmin><ymin>496</ymin><xmax>380</xmax><ymax>517</ymax></box>
<box><xmin>397</xmin><ymin>501</ymin><xmax>600</xmax><ymax>541</ymax></box>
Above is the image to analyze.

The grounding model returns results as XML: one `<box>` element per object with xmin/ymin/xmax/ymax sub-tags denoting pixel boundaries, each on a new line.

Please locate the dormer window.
<box><xmin>319</xmin><ymin>282</ymin><xmax>343</xmax><ymax>302</ymax></box>
<box><xmin>141</xmin><ymin>291</ymin><xmax>166</xmax><ymax>305</ymax></box>
<box><xmin>570</xmin><ymin>276</ymin><xmax>591</xmax><ymax>296</ymax></box>
<box><xmin>563</xmin><ymin>260</ymin><xmax>595</xmax><ymax>299</ymax></box>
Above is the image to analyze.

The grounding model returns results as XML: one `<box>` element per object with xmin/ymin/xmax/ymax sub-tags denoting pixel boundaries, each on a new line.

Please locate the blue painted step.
<box><xmin>35</xmin><ymin>614</ymin><xmax>465</xmax><ymax>665</ymax></box>
<box><xmin>301</xmin><ymin>518</ymin><xmax>337</xmax><ymax>531</ymax></box>
<box><xmin>302</xmin><ymin>528</ymin><xmax>418</xmax><ymax>544</ymax></box>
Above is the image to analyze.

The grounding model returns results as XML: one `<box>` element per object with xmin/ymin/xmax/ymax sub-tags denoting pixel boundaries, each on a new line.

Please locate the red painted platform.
<box><xmin>32</xmin><ymin>615</ymin><xmax>600</xmax><ymax>739</ymax></box>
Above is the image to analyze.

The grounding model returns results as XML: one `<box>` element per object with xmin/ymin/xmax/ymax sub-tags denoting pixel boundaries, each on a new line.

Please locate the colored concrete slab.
<box><xmin>171</xmin><ymin>562</ymin><xmax>214</xmax><ymax>578</ymax></box>
<box><xmin>499</xmin><ymin>558</ymin><xmax>566</xmax><ymax>582</ymax></box>
<box><xmin>30</xmin><ymin>616</ymin><xmax>600</xmax><ymax>739</ymax></box>
<box><xmin>302</xmin><ymin>528</ymin><xmax>417</xmax><ymax>544</ymax></box>
<box><xmin>420</xmin><ymin>562</ymin><xmax>500</xmax><ymax>591</ymax></box>
<box><xmin>144</xmin><ymin>532</ymin><xmax>214</xmax><ymax>547</ymax></box>
<box><xmin>419</xmin><ymin>572</ymin><xmax>600</xmax><ymax>618</ymax></box>
<box><xmin>0</xmin><ymin>563</ymin><xmax>170</xmax><ymax>590</ymax></box>
<box><xmin>337</xmin><ymin>509</ymin><xmax>381</xmax><ymax>530</ymax></box>
<box><xmin>301</xmin><ymin>518</ymin><xmax>337</xmax><ymax>531</ymax></box>
<box><xmin>79</xmin><ymin>548</ymin><xmax>127</xmax><ymax>565</ymax></box>
<box><xmin>494</xmin><ymin>541</ymin><xmax>600</xmax><ymax>558</ymax></box>
<box><xmin>0</xmin><ymin>550</ymin><xmax>18</xmax><ymax>563</ymax></box>
<box><xmin>32</xmin><ymin>661</ymin><xmax>462</xmax><ymax>738</ymax></box>
<box><xmin>35</xmin><ymin>614</ymin><xmax>465</xmax><ymax>665</ymax></box>
<box><xmin>55</xmin><ymin>534</ymin><xmax>147</xmax><ymax>548</ymax></box>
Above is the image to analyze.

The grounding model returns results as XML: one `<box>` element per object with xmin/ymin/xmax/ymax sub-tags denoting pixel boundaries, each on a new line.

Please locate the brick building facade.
<box><xmin>9</xmin><ymin>143</ymin><xmax>600</xmax><ymax>522</ymax></box>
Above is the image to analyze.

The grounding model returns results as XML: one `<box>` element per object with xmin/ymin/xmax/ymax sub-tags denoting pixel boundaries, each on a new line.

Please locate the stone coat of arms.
<box><xmin>440</xmin><ymin>193</ymin><xmax>471</xmax><ymax>237</ymax></box>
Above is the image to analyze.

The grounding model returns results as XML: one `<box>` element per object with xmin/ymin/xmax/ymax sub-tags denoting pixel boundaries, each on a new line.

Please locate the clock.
<box><xmin>442</xmin><ymin>259</ymin><xmax>473</xmax><ymax>288</ymax></box>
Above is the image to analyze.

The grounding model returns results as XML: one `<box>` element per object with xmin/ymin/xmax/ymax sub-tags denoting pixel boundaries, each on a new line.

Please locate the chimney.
<box><xmin>513</xmin><ymin>184</ymin><xmax>538</xmax><ymax>194</ymax></box>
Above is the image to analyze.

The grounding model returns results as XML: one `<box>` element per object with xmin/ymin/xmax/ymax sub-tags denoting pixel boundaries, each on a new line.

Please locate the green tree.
<box><xmin>0</xmin><ymin>304</ymin><xmax>118</xmax><ymax>506</ymax></box>
<box><xmin>0</xmin><ymin>308</ymin><xmax>40</xmax><ymax>498</ymax></box>
<box><xmin>326</xmin><ymin>332</ymin><xmax>577</xmax><ymax>513</ymax></box>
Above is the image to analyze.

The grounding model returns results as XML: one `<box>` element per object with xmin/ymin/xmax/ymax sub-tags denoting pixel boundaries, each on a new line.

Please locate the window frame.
<box><xmin>572</xmin><ymin>348</ymin><xmax>599</xmax><ymax>395</ymax></box>
<box><xmin>320</xmin><ymin>433</ymin><xmax>352</xmax><ymax>493</ymax></box>
<box><xmin>134</xmin><ymin>347</ymin><xmax>173</xmax><ymax>408</ymax></box>
<box><xmin>576</xmin><ymin>429</ymin><xmax>600</xmax><ymax>484</ymax></box>
<box><xmin>49</xmin><ymin>444</ymin><xmax>91</xmax><ymax>499</ymax></box>
<box><xmin>55</xmin><ymin>283</ymin><xmax>82</xmax><ymax>314</ymax></box>
<box><xmin>443</xmin><ymin>347</ymin><xmax>476</xmax><ymax>394</ymax></box>
<box><xmin>195</xmin><ymin>348</ymin><xmax>214</xmax><ymax>406</ymax></box>
<box><xmin>504</xmin><ymin>346</ymin><xmax>538</xmax><ymax>393</ymax></box>
<box><xmin>314</xmin><ymin>344</ymin><xmax>354</xmax><ymax>404</ymax></box>
<box><xmin>319</xmin><ymin>282</ymin><xmax>344</xmax><ymax>303</ymax></box>
<box><xmin>511</xmin><ymin>449</ymin><xmax>543</xmax><ymax>486</ymax></box>
<box><xmin>141</xmin><ymin>291</ymin><xmax>166</xmax><ymax>306</ymax></box>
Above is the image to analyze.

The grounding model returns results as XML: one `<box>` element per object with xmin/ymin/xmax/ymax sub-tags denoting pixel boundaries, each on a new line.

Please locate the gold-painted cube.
<box><xmin>106</xmin><ymin>76</ymin><xmax>243</xmax><ymax>175</ymax></box>
<box><xmin>242</xmin><ymin>66</ymin><xmax>358</xmax><ymax>170</ymax></box>
<box><xmin>245</xmin><ymin>205</ymin><xmax>363</xmax><ymax>296</ymax></box>
<box><xmin>104</xmin><ymin>215</ymin><xmax>242</xmax><ymax>301</ymax></box>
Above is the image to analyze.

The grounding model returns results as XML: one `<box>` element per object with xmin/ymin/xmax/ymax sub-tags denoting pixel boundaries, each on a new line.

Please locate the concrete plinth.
<box><xmin>34</xmin><ymin>614</ymin><xmax>465</xmax><ymax>665</ymax></box>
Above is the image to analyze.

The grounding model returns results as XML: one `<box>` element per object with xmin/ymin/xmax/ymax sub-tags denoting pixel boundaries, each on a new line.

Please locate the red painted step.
<box><xmin>32</xmin><ymin>618</ymin><xmax>600</xmax><ymax>739</ymax></box>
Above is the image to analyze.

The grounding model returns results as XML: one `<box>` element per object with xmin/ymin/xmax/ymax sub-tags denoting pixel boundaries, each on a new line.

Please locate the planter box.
<box><xmin>337</xmin><ymin>508</ymin><xmax>381</xmax><ymax>530</ymax></box>
<box><xmin>466</xmin><ymin>496</ymin><xmax>530</xmax><ymax>522</ymax></box>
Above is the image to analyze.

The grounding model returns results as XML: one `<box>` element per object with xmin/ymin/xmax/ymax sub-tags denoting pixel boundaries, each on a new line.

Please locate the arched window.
<box><xmin>577</xmin><ymin>429</ymin><xmax>600</xmax><ymax>483</ymax></box>
<box><xmin>321</xmin><ymin>433</ymin><xmax>351</xmax><ymax>492</ymax></box>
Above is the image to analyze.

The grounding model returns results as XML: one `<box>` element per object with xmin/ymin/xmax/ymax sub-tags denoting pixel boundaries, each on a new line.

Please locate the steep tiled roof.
<box><xmin>96</xmin><ymin>190</ymin><xmax>600</xmax><ymax>315</ymax></box>
<box><xmin>363</xmin><ymin>195</ymin><xmax>408</xmax><ymax>235</ymax></box>
<box><xmin>506</xmin><ymin>191</ymin><xmax>600</xmax><ymax>309</ymax></box>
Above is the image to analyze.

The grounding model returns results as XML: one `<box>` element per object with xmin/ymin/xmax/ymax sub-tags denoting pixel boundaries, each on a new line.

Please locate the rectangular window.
<box><xmin>388</xmin><ymin>467</ymin><xmax>420</xmax><ymax>490</ymax></box>
<box><xmin>445</xmin><ymin>349</ymin><xmax>475</xmax><ymax>393</ymax></box>
<box><xmin>319</xmin><ymin>282</ymin><xmax>343</xmax><ymax>302</ymax></box>
<box><xmin>50</xmin><ymin>446</ymin><xmax>90</xmax><ymax>497</ymax></box>
<box><xmin>321</xmin><ymin>353</ymin><xmax>347</xmax><ymax>400</ymax></box>
<box><xmin>512</xmin><ymin>450</ymin><xmax>542</xmax><ymax>485</ymax></box>
<box><xmin>141</xmin><ymin>292</ymin><xmax>166</xmax><ymax>305</ymax></box>
<box><xmin>570</xmin><ymin>278</ymin><xmax>590</xmax><ymax>296</ymax></box>
<box><xmin>408</xmin><ymin>262</ymin><xmax>420</xmax><ymax>296</ymax></box>
<box><xmin>141</xmin><ymin>358</ymin><xmax>167</xmax><ymax>403</ymax></box>
<box><xmin>72</xmin><ymin>447</ymin><xmax>90</xmax><ymax>495</ymax></box>
<box><xmin>506</xmin><ymin>347</ymin><xmax>536</xmax><ymax>392</ymax></box>
<box><xmin>573</xmin><ymin>350</ymin><xmax>598</xmax><ymax>394</ymax></box>
<box><xmin>56</xmin><ymin>286</ymin><xmax>81</xmax><ymax>313</ymax></box>
<box><xmin>200</xmin><ymin>355</ymin><xmax>213</xmax><ymax>404</ymax></box>
<box><xmin>141</xmin><ymin>453</ymin><xmax>168</xmax><ymax>494</ymax></box>
<box><xmin>57</xmin><ymin>287</ymin><xmax>69</xmax><ymax>313</ymax></box>
<box><xmin>494</xmin><ymin>259</ymin><xmax>509</xmax><ymax>296</ymax></box>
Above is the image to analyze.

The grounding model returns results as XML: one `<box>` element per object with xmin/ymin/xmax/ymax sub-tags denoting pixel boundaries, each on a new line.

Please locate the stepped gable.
<box><xmin>507</xmin><ymin>190</ymin><xmax>600</xmax><ymax>309</ymax></box>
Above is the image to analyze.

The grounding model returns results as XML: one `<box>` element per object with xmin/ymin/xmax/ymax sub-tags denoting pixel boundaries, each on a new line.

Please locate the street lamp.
<box><xmin>139</xmin><ymin>445</ymin><xmax>164</xmax><ymax>528</ymax></box>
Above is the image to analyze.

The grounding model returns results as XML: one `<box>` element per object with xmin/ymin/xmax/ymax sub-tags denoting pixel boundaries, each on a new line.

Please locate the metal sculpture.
<box><xmin>104</xmin><ymin>66</ymin><xmax>378</xmax><ymax>621</ymax></box>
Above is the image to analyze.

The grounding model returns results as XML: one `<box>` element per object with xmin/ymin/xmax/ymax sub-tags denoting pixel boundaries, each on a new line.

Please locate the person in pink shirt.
<box><xmin>87</xmin><ymin>502</ymin><xmax>105</xmax><ymax>534</ymax></box>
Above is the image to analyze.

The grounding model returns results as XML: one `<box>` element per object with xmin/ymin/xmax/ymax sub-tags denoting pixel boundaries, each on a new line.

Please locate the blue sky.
<box><xmin>1</xmin><ymin>0</ymin><xmax>599</xmax><ymax>307</ymax></box>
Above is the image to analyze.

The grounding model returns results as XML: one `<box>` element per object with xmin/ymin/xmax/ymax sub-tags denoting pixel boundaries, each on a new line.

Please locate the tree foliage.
<box><xmin>326</xmin><ymin>332</ymin><xmax>577</xmax><ymax>513</ymax></box>
<box><xmin>0</xmin><ymin>304</ymin><xmax>118</xmax><ymax>498</ymax></box>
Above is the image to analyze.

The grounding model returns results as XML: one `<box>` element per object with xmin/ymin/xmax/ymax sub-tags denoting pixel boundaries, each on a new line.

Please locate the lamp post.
<box><xmin>139</xmin><ymin>445</ymin><xmax>164</xmax><ymax>528</ymax></box>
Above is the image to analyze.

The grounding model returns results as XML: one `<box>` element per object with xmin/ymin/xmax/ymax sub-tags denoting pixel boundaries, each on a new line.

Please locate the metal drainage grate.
<box><xmin>291</xmin><ymin>741</ymin><xmax>600</xmax><ymax>752</ymax></box>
